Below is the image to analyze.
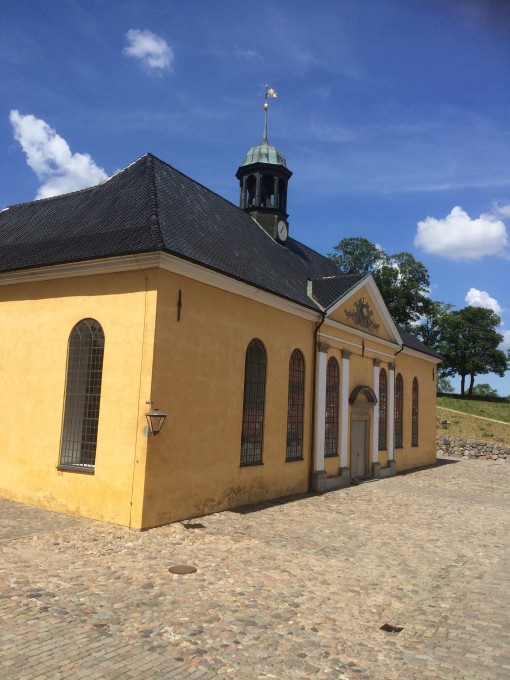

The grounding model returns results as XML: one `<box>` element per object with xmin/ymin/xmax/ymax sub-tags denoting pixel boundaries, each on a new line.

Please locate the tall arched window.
<box><xmin>286</xmin><ymin>349</ymin><xmax>305</xmax><ymax>461</ymax></box>
<box><xmin>378</xmin><ymin>368</ymin><xmax>387</xmax><ymax>450</ymax></box>
<box><xmin>59</xmin><ymin>319</ymin><xmax>105</xmax><ymax>470</ymax></box>
<box><xmin>412</xmin><ymin>377</ymin><xmax>419</xmax><ymax>447</ymax></box>
<box><xmin>395</xmin><ymin>373</ymin><xmax>404</xmax><ymax>449</ymax></box>
<box><xmin>240</xmin><ymin>339</ymin><xmax>267</xmax><ymax>466</ymax></box>
<box><xmin>325</xmin><ymin>357</ymin><xmax>339</xmax><ymax>457</ymax></box>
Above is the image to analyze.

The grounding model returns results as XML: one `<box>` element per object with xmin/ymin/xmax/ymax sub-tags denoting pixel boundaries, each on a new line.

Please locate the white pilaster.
<box><xmin>314</xmin><ymin>343</ymin><xmax>330</xmax><ymax>473</ymax></box>
<box><xmin>372</xmin><ymin>359</ymin><xmax>381</xmax><ymax>464</ymax></box>
<box><xmin>388</xmin><ymin>362</ymin><xmax>395</xmax><ymax>461</ymax></box>
<box><xmin>340</xmin><ymin>350</ymin><xmax>351</xmax><ymax>469</ymax></box>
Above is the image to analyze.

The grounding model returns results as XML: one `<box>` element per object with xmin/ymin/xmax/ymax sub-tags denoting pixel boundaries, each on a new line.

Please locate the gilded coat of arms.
<box><xmin>345</xmin><ymin>298</ymin><xmax>380</xmax><ymax>332</ymax></box>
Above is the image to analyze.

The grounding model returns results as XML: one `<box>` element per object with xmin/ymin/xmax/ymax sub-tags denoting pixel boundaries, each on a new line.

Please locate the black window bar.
<box><xmin>240</xmin><ymin>339</ymin><xmax>267</xmax><ymax>466</ymax></box>
<box><xmin>286</xmin><ymin>349</ymin><xmax>305</xmax><ymax>461</ymax></box>
<box><xmin>59</xmin><ymin>318</ymin><xmax>105</xmax><ymax>470</ymax></box>
<box><xmin>412</xmin><ymin>377</ymin><xmax>419</xmax><ymax>447</ymax></box>
<box><xmin>395</xmin><ymin>373</ymin><xmax>404</xmax><ymax>449</ymax></box>
<box><xmin>325</xmin><ymin>357</ymin><xmax>339</xmax><ymax>457</ymax></box>
<box><xmin>378</xmin><ymin>368</ymin><xmax>387</xmax><ymax>450</ymax></box>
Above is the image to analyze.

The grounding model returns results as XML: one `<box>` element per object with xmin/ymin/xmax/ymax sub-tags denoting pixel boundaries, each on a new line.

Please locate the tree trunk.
<box><xmin>468</xmin><ymin>374</ymin><xmax>475</xmax><ymax>398</ymax></box>
<box><xmin>460</xmin><ymin>374</ymin><xmax>466</xmax><ymax>396</ymax></box>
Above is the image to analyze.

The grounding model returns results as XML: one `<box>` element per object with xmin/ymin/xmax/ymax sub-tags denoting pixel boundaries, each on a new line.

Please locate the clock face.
<box><xmin>277</xmin><ymin>220</ymin><xmax>288</xmax><ymax>242</ymax></box>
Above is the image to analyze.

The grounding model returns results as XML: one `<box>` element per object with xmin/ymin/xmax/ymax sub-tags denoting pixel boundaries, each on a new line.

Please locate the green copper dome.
<box><xmin>241</xmin><ymin>140</ymin><xmax>288</xmax><ymax>168</ymax></box>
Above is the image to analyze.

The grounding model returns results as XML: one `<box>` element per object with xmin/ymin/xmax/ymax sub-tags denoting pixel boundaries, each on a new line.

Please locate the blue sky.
<box><xmin>2</xmin><ymin>0</ymin><xmax>510</xmax><ymax>394</ymax></box>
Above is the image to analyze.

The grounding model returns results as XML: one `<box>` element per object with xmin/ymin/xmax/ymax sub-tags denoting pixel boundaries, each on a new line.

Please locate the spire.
<box><xmin>259</xmin><ymin>83</ymin><xmax>277</xmax><ymax>145</ymax></box>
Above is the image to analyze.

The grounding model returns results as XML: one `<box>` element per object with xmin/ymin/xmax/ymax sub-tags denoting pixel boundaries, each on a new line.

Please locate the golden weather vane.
<box><xmin>258</xmin><ymin>83</ymin><xmax>278</xmax><ymax>142</ymax></box>
<box><xmin>259</xmin><ymin>83</ymin><xmax>278</xmax><ymax>110</ymax></box>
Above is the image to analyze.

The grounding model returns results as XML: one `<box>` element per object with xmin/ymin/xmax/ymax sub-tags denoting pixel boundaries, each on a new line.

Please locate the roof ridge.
<box><xmin>3</xmin><ymin>154</ymin><xmax>149</xmax><ymax>210</ymax></box>
<box><xmin>145</xmin><ymin>153</ymin><xmax>164</xmax><ymax>249</ymax></box>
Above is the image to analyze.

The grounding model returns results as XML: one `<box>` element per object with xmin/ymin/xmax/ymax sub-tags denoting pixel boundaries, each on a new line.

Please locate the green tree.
<box><xmin>329</xmin><ymin>238</ymin><xmax>430</xmax><ymax>329</ymax></box>
<box><xmin>329</xmin><ymin>237</ymin><xmax>385</xmax><ymax>274</ymax></box>
<box><xmin>439</xmin><ymin>306</ymin><xmax>510</xmax><ymax>397</ymax></box>
<box><xmin>415</xmin><ymin>300</ymin><xmax>453</xmax><ymax>351</ymax></box>
<box><xmin>437</xmin><ymin>376</ymin><xmax>455</xmax><ymax>394</ymax></box>
<box><xmin>471</xmin><ymin>383</ymin><xmax>499</xmax><ymax>398</ymax></box>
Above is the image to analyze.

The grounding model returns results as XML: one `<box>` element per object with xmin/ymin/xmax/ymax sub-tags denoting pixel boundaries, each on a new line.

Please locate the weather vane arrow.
<box><xmin>258</xmin><ymin>83</ymin><xmax>278</xmax><ymax>143</ymax></box>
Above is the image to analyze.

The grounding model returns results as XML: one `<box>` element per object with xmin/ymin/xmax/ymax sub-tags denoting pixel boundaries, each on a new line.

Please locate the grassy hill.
<box><xmin>437</xmin><ymin>396</ymin><xmax>510</xmax><ymax>445</ymax></box>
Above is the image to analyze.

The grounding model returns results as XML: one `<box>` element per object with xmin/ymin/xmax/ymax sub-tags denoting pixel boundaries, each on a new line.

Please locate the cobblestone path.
<box><xmin>1</xmin><ymin>457</ymin><xmax>509</xmax><ymax>679</ymax></box>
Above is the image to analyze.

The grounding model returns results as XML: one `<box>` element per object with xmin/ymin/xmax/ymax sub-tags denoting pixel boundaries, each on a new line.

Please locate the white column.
<box><xmin>388</xmin><ymin>362</ymin><xmax>395</xmax><ymax>461</ymax></box>
<box><xmin>372</xmin><ymin>359</ymin><xmax>381</xmax><ymax>464</ymax></box>
<box><xmin>340</xmin><ymin>350</ymin><xmax>351</xmax><ymax>469</ymax></box>
<box><xmin>314</xmin><ymin>343</ymin><xmax>330</xmax><ymax>473</ymax></box>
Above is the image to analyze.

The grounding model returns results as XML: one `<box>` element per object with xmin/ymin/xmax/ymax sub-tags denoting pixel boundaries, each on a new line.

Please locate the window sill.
<box><xmin>240</xmin><ymin>462</ymin><xmax>263</xmax><ymax>467</ymax></box>
<box><xmin>57</xmin><ymin>465</ymin><xmax>95</xmax><ymax>475</ymax></box>
<box><xmin>324</xmin><ymin>454</ymin><xmax>339</xmax><ymax>459</ymax></box>
<box><xmin>285</xmin><ymin>456</ymin><xmax>304</xmax><ymax>463</ymax></box>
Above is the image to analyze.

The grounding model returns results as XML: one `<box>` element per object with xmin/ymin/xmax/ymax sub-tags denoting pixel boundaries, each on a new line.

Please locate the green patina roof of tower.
<box><xmin>240</xmin><ymin>141</ymin><xmax>288</xmax><ymax>168</ymax></box>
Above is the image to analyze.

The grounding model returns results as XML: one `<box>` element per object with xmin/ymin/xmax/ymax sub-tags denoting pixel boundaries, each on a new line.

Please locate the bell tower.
<box><xmin>236</xmin><ymin>85</ymin><xmax>292</xmax><ymax>242</ymax></box>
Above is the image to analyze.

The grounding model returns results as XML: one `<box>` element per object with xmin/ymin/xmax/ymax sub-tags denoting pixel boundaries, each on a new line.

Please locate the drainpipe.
<box><xmin>309</xmin><ymin>309</ymin><xmax>326</xmax><ymax>491</ymax></box>
<box><xmin>393</xmin><ymin>342</ymin><xmax>405</xmax><ymax>362</ymax></box>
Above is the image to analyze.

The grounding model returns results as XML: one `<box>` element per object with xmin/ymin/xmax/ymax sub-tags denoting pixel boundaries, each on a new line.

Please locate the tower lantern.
<box><xmin>236</xmin><ymin>84</ymin><xmax>292</xmax><ymax>242</ymax></box>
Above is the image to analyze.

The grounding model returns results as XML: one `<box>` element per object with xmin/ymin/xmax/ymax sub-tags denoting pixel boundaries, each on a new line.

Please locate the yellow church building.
<box><xmin>0</xmin><ymin>112</ymin><xmax>441</xmax><ymax>529</ymax></box>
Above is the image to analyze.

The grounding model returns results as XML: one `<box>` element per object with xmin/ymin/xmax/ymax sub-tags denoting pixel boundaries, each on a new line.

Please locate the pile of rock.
<box><xmin>437</xmin><ymin>435</ymin><xmax>509</xmax><ymax>461</ymax></box>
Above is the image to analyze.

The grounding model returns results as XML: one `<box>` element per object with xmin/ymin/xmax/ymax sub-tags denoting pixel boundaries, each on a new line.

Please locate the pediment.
<box><xmin>325</xmin><ymin>276</ymin><xmax>401</xmax><ymax>344</ymax></box>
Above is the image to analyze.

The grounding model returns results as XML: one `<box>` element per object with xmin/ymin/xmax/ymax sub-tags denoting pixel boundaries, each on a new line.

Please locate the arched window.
<box><xmin>59</xmin><ymin>319</ymin><xmax>105</xmax><ymax>470</ymax></box>
<box><xmin>412</xmin><ymin>378</ymin><xmax>419</xmax><ymax>447</ymax></box>
<box><xmin>378</xmin><ymin>368</ymin><xmax>387</xmax><ymax>450</ymax></box>
<box><xmin>395</xmin><ymin>373</ymin><xmax>404</xmax><ymax>449</ymax></box>
<box><xmin>325</xmin><ymin>357</ymin><xmax>339</xmax><ymax>457</ymax></box>
<box><xmin>240</xmin><ymin>339</ymin><xmax>267</xmax><ymax>466</ymax></box>
<box><xmin>286</xmin><ymin>349</ymin><xmax>305</xmax><ymax>461</ymax></box>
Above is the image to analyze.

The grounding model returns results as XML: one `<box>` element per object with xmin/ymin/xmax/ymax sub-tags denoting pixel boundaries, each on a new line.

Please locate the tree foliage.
<box><xmin>471</xmin><ymin>383</ymin><xmax>500</xmax><ymax>398</ymax></box>
<box><xmin>329</xmin><ymin>237</ymin><xmax>430</xmax><ymax>329</ymax></box>
<box><xmin>439</xmin><ymin>306</ymin><xmax>510</xmax><ymax>397</ymax></box>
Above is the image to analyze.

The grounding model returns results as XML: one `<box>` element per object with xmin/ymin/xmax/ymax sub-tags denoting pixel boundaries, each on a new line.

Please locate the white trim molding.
<box><xmin>340</xmin><ymin>349</ymin><xmax>351</xmax><ymax>469</ymax></box>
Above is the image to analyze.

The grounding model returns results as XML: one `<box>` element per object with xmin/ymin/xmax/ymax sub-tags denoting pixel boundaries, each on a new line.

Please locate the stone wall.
<box><xmin>437</xmin><ymin>435</ymin><xmax>510</xmax><ymax>461</ymax></box>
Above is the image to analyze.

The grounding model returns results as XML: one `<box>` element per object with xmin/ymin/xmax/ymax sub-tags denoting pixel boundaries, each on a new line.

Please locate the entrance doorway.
<box><xmin>350</xmin><ymin>417</ymin><xmax>369</xmax><ymax>479</ymax></box>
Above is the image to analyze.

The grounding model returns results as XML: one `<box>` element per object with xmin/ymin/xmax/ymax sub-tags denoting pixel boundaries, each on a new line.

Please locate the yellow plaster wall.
<box><xmin>141</xmin><ymin>270</ymin><xmax>316</xmax><ymax>527</ymax></box>
<box><xmin>0</xmin><ymin>269</ymin><xmax>158</xmax><ymax>527</ymax></box>
<box><xmin>391</xmin><ymin>351</ymin><xmax>438</xmax><ymax>471</ymax></box>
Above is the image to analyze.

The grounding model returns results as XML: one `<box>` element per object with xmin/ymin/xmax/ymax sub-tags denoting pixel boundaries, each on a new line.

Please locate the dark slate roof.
<box><xmin>0</xmin><ymin>153</ymin><xmax>338</xmax><ymax>310</ymax></box>
<box><xmin>397</xmin><ymin>326</ymin><xmax>443</xmax><ymax>360</ymax></box>
<box><xmin>309</xmin><ymin>273</ymin><xmax>366</xmax><ymax>310</ymax></box>
<box><xmin>0</xmin><ymin>152</ymin><xmax>438</xmax><ymax>358</ymax></box>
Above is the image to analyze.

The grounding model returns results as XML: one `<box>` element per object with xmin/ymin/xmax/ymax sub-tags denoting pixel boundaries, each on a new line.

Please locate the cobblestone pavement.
<box><xmin>1</xmin><ymin>457</ymin><xmax>509</xmax><ymax>679</ymax></box>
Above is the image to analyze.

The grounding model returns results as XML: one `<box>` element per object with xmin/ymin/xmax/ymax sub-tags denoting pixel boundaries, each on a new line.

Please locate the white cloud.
<box><xmin>10</xmin><ymin>110</ymin><xmax>108</xmax><ymax>200</ymax></box>
<box><xmin>465</xmin><ymin>288</ymin><xmax>502</xmax><ymax>314</ymax></box>
<box><xmin>124</xmin><ymin>29</ymin><xmax>174</xmax><ymax>73</ymax></box>
<box><xmin>493</xmin><ymin>202</ymin><xmax>510</xmax><ymax>218</ymax></box>
<box><xmin>234</xmin><ymin>47</ymin><xmax>258</xmax><ymax>58</ymax></box>
<box><xmin>414</xmin><ymin>206</ymin><xmax>508</xmax><ymax>260</ymax></box>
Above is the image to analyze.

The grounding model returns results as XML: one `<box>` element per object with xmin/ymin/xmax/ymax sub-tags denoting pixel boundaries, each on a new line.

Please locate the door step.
<box><xmin>350</xmin><ymin>478</ymin><xmax>379</xmax><ymax>486</ymax></box>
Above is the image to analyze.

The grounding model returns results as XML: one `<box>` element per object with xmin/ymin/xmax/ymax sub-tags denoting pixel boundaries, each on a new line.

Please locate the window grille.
<box><xmin>412</xmin><ymin>377</ymin><xmax>419</xmax><ymax>447</ymax></box>
<box><xmin>378</xmin><ymin>368</ymin><xmax>387</xmax><ymax>450</ymax></box>
<box><xmin>395</xmin><ymin>373</ymin><xmax>404</xmax><ymax>449</ymax></box>
<box><xmin>325</xmin><ymin>357</ymin><xmax>339</xmax><ymax>457</ymax></box>
<box><xmin>286</xmin><ymin>349</ymin><xmax>305</xmax><ymax>461</ymax></box>
<box><xmin>59</xmin><ymin>319</ymin><xmax>105</xmax><ymax>470</ymax></box>
<box><xmin>240</xmin><ymin>339</ymin><xmax>266</xmax><ymax>465</ymax></box>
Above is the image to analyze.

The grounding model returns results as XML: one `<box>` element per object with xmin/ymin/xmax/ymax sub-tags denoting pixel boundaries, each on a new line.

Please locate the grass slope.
<box><xmin>437</xmin><ymin>396</ymin><xmax>510</xmax><ymax>445</ymax></box>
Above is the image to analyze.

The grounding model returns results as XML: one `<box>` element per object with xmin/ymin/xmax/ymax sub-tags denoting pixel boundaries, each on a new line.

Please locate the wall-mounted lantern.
<box><xmin>145</xmin><ymin>401</ymin><xmax>167</xmax><ymax>436</ymax></box>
